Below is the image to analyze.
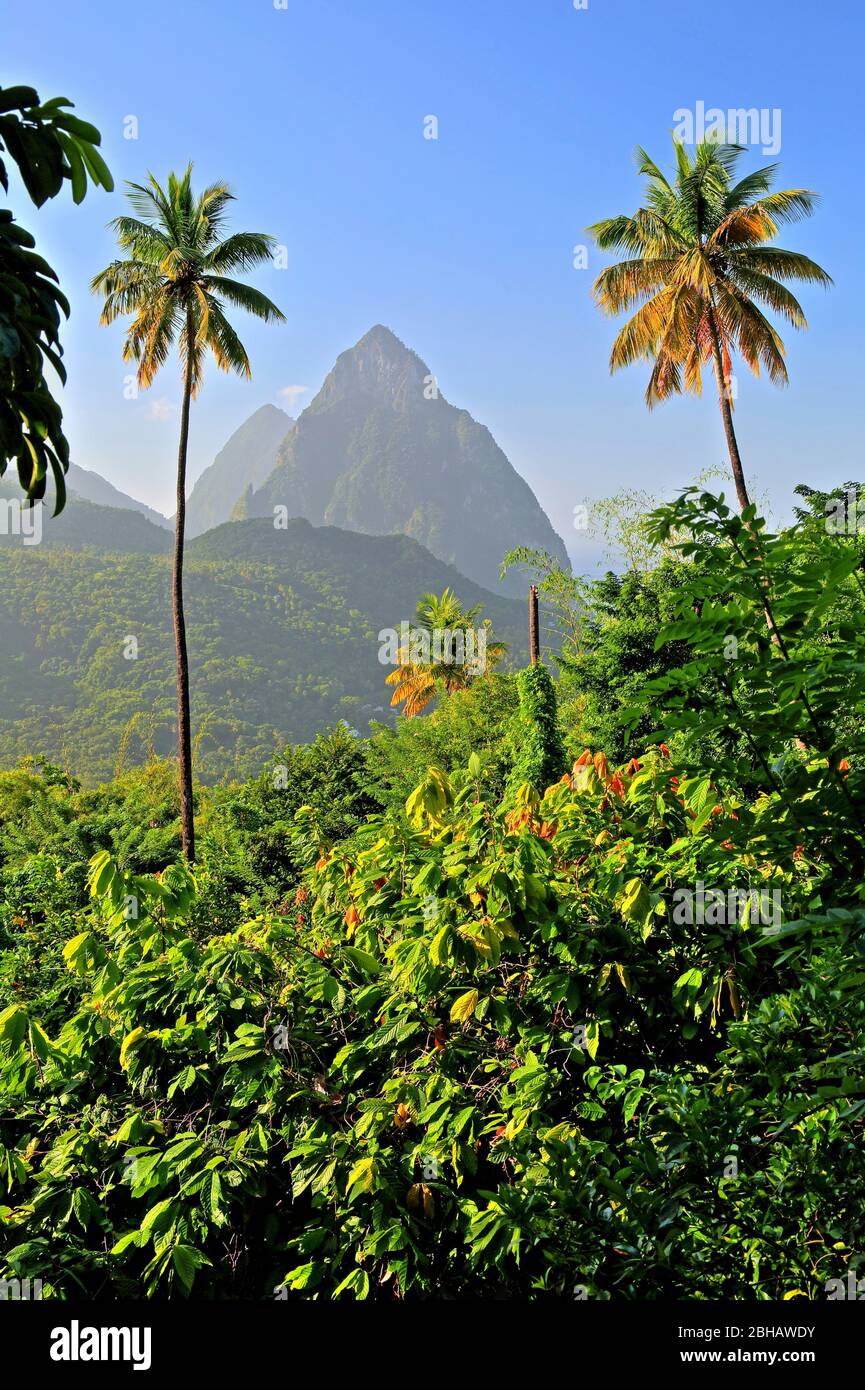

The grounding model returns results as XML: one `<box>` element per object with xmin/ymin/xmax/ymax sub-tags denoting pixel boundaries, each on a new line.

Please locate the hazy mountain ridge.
<box><xmin>64</xmin><ymin>464</ymin><xmax>171</xmax><ymax>529</ymax></box>
<box><xmin>0</xmin><ymin>467</ymin><xmax>170</xmax><ymax>536</ymax></box>
<box><xmin>247</xmin><ymin>326</ymin><xmax>570</xmax><ymax>595</ymax></box>
<box><xmin>2</xmin><ymin>329</ymin><xmax>570</xmax><ymax>596</ymax></box>
<box><xmin>0</xmin><ymin>478</ymin><xmax>172</xmax><ymax>554</ymax></box>
<box><xmin>185</xmin><ymin>403</ymin><xmax>294</xmax><ymax>538</ymax></box>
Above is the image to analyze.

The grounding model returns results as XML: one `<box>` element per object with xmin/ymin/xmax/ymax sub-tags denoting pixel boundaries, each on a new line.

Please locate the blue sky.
<box><xmin>4</xmin><ymin>0</ymin><xmax>862</xmax><ymax>564</ymax></box>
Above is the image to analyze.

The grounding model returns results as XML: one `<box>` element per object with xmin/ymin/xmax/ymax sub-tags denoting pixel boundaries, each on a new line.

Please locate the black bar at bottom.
<box><xmin>1</xmin><ymin>1298</ymin><xmax>861</xmax><ymax>1377</ymax></box>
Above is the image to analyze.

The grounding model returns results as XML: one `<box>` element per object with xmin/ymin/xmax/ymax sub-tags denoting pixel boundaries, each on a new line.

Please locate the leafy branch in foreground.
<box><xmin>634</xmin><ymin>488</ymin><xmax>865</xmax><ymax>871</ymax></box>
<box><xmin>0</xmin><ymin>84</ymin><xmax>113</xmax><ymax>509</ymax></box>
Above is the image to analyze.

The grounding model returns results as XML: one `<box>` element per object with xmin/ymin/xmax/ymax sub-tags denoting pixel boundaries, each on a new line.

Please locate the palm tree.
<box><xmin>93</xmin><ymin>167</ymin><xmax>285</xmax><ymax>860</ymax></box>
<box><xmin>385</xmin><ymin>589</ymin><xmax>506</xmax><ymax>717</ymax></box>
<box><xmin>589</xmin><ymin>139</ymin><xmax>832</xmax><ymax>512</ymax></box>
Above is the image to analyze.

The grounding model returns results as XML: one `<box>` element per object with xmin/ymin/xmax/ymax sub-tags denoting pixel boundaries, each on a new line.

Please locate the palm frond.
<box><xmin>725</xmin><ymin>164</ymin><xmax>780</xmax><ymax>208</ymax></box>
<box><xmin>592</xmin><ymin>258</ymin><xmax>679</xmax><ymax>314</ymax></box>
<box><xmin>108</xmin><ymin>216</ymin><xmax>171</xmax><ymax>261</ymax></box>
<box><xmin>385</xmin><ymin>666</ymin><xmax>437</xmax><ymax>718</ymax></box>
<box><xmin>203</xmin><ymin>232</ymin><xmax>278</xmax><ymax>273</ymax></box>
<box><xmin>634</xmin><ymin>146</ymin><xmax>671</xmax><ymax>188</ymax></box>
<box><xmin>608</xmin><ymin>289</ymin><xmax>674</xmax><ymax>371</ymax></box>
<box><xmin>123</xmin><ymin>294</ymin><xmax>180</xmax><ymax>388</ymax></box>
<box><xmin>752</xmin><ymin>189</ymin><xmax>819</xmax><ymax>225</ymax></box>
<box><xmin>732</xmin><ymin>247</ymin><xmax>833</xmax><ymax>287</ymax></box>
<box><xmin>707</xmin><ymin>205</ymin><xmax>776</xmax><ymax>249</ymax></box>
<box><xmin>725</xmin><ymin>269</ymin><xmax>808</xmax><ymax>328</ymax></box>
<box><xmin>194</xmin><ymin>181</ymin><xmax>234</xmax><ymax>237</ymax></box>
<box><xmin>587</xmin><ymin>215</ymin><xmax>648</xmax><ymax>255</ymax></box>
<box><xmin>645</xmin><ymin>350</ymin><xmax>682</xmax><ymax>407</ymax></box>
<box><xmin>695</xmin><ymin>140</ymin><xmax>745</xmax><ymax>174</ymax></box>
<box><xmin>125</xmin><ymin>176</ymin><xmax>175</xmax><ymax>232</ymax></box>
<box><xmin>201</xmin><ymin>276</ymin><xmax>286</xmax><ymax>323</ymax></box>
<box><xmin>714</xmin><ymin>282</ymin><xmax>788</xmax><ymax>384</ymax></box>
<box><xmin>204</xmin><ymin>302</ymin><xmax>252</xmax><ymax>378</ymax></box>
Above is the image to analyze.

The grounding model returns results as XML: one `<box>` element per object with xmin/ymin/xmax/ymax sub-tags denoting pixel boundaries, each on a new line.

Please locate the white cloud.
<box><xmin>278</xmin><ymin>384</ymin><xmax>310</xmax><ymax>410</ymax></box>
<box><xmin>149</xmin><ymin>396</ymin><xmax>175</xmax><ymax>421</ymax></box>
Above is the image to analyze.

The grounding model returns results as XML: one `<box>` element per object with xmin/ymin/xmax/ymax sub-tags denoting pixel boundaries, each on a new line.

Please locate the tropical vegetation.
<box><xmin>0</xmin><ymin>113</ymin><xmax>854</xmax><ymax>1306</ymax></box>
<box><xmin>2</xmin><ymin>483</ymin><xmax>864</xmax><ymax>1301</ymax></box>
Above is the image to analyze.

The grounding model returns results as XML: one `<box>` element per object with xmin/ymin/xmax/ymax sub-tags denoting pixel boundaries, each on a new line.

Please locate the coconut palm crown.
<box><xmin>385</xmin><ymin>589</ymin><xmax>506</xmax><ymax>718</ymax></box>
<box><xmin>588</xmin><ymin>138</ymin><xmax>832</xmax><ymax>511</ymax></box>
<box><xmin>92</xmin><ymin>165</ymin><xmax>284</xmax><ymax>391</ymax></box>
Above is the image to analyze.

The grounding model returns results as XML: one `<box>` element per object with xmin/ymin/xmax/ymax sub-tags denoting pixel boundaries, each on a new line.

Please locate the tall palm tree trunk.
<box><xmin>708</xmin><ymin>312</ymin><xmax>751</xmax><ymax>514</ymax></box>
<box><xmin>173</xmin><ymin>320</ymin><xmax>196</xmax><ymax>861</ymax></box>
<box><xmin>708</xmin><ymin>309</ymin><xmax>781</xmax><ymax>642</ymax></box>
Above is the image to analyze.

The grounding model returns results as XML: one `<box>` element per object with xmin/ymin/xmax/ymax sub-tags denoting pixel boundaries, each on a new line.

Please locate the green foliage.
<box><xmin>365</xmin><ymin>673</ymin><xmax>519</xmax><ymax>813</ymax></box>
<box><xmin>0</xmin><ymin>84</ymin><xmax>112</xmax><ymax>506</ymax></box>
<box><xmin>561</xmin><ymin>561</ymin><xmax>693</xmax><ymax>761</ymax></box>
<box><xmin>2</xmin><ymin>490</ymin><xmax>864</xmax><ymax>1302</ymax></box>
<box><xmin>500</xmin><ymin>545</ymin><xmax>696</xmax><ymax>764</ymax></box>
<box><xmin>501</xmin><ymin>545</ymin><xmax>584</xmax><ymax>656</ymax></box>
<box><xmin>212</xmin><ymin>724</ymin><xmax>379</xmax><ymax>899</ymax></box>
<box><xmin>636</xmin><ymin>489</ymin><xmax>865</xmax><ymax>872</ymax></box>
<box><xmin>0</xmin><ymin>757</ymin><xmax>177</xmax><ymax>865</ymax></box>
<box><xmin>508</xmin><ymin>663</ymin><xmax>566</xmax><ymax>792</ymax></box>
<box><xmin>2</xmin><ymin>722</ymin><xmax>862</xmax><ymax>1300</ymax></box>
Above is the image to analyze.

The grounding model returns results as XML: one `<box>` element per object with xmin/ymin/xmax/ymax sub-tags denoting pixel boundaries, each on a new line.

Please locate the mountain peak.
<box><xmin>356</xmin><ymin>323</ymin><xmax>416</xmax><ymax>356</ymax></box>
<box><xmin>249</xmin><ymin>328</ymin><xmax>570</xmax><ymax>594</ymax></box>
<box><xmin>247</xmin><ymin>403</ymin><xmax>293</xmax><ymax>424</ymax></box>
<box><xmin>185</xmin><ymin>403</ymin><xmax>294</xmax><ymax>537</ymax></box>
<box><xmin>317</xmin><ymin>325</ymin><xmax>431</xmax><ymax>409</ymax></box>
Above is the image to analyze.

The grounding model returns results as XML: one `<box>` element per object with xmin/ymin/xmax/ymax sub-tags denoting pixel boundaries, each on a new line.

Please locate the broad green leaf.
<box><xmin>450</xmin><ymin>989</ymin><xmax>479</xmax><ymax>1024</ymax></box>
<box><xmin>119</xmin><ymin>1027</ymin><xmax>146</xmax><ymax>1071</ymax></box>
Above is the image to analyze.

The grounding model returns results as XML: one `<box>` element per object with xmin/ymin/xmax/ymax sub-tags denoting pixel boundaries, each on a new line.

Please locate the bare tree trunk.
<box><xmin>708</xmin><ymin>315</ymin><xmax>751</xmax><ymax>514</ymax></box>
<box><xmin>173</xmin><ymin>321</ymin><xmax>195</xmax><ymax>862</ymax></box>
<box><xmin>529</xmin><ymin>584</ymin><xmax>540</xmax><ymax>665</ymax></box>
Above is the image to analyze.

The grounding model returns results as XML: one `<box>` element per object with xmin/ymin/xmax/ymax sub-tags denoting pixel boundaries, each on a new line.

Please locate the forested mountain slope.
<box><xmin>0</xmin><ymin>513</ymin><xmax>525</xmax><ymax>782</ymax></box>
